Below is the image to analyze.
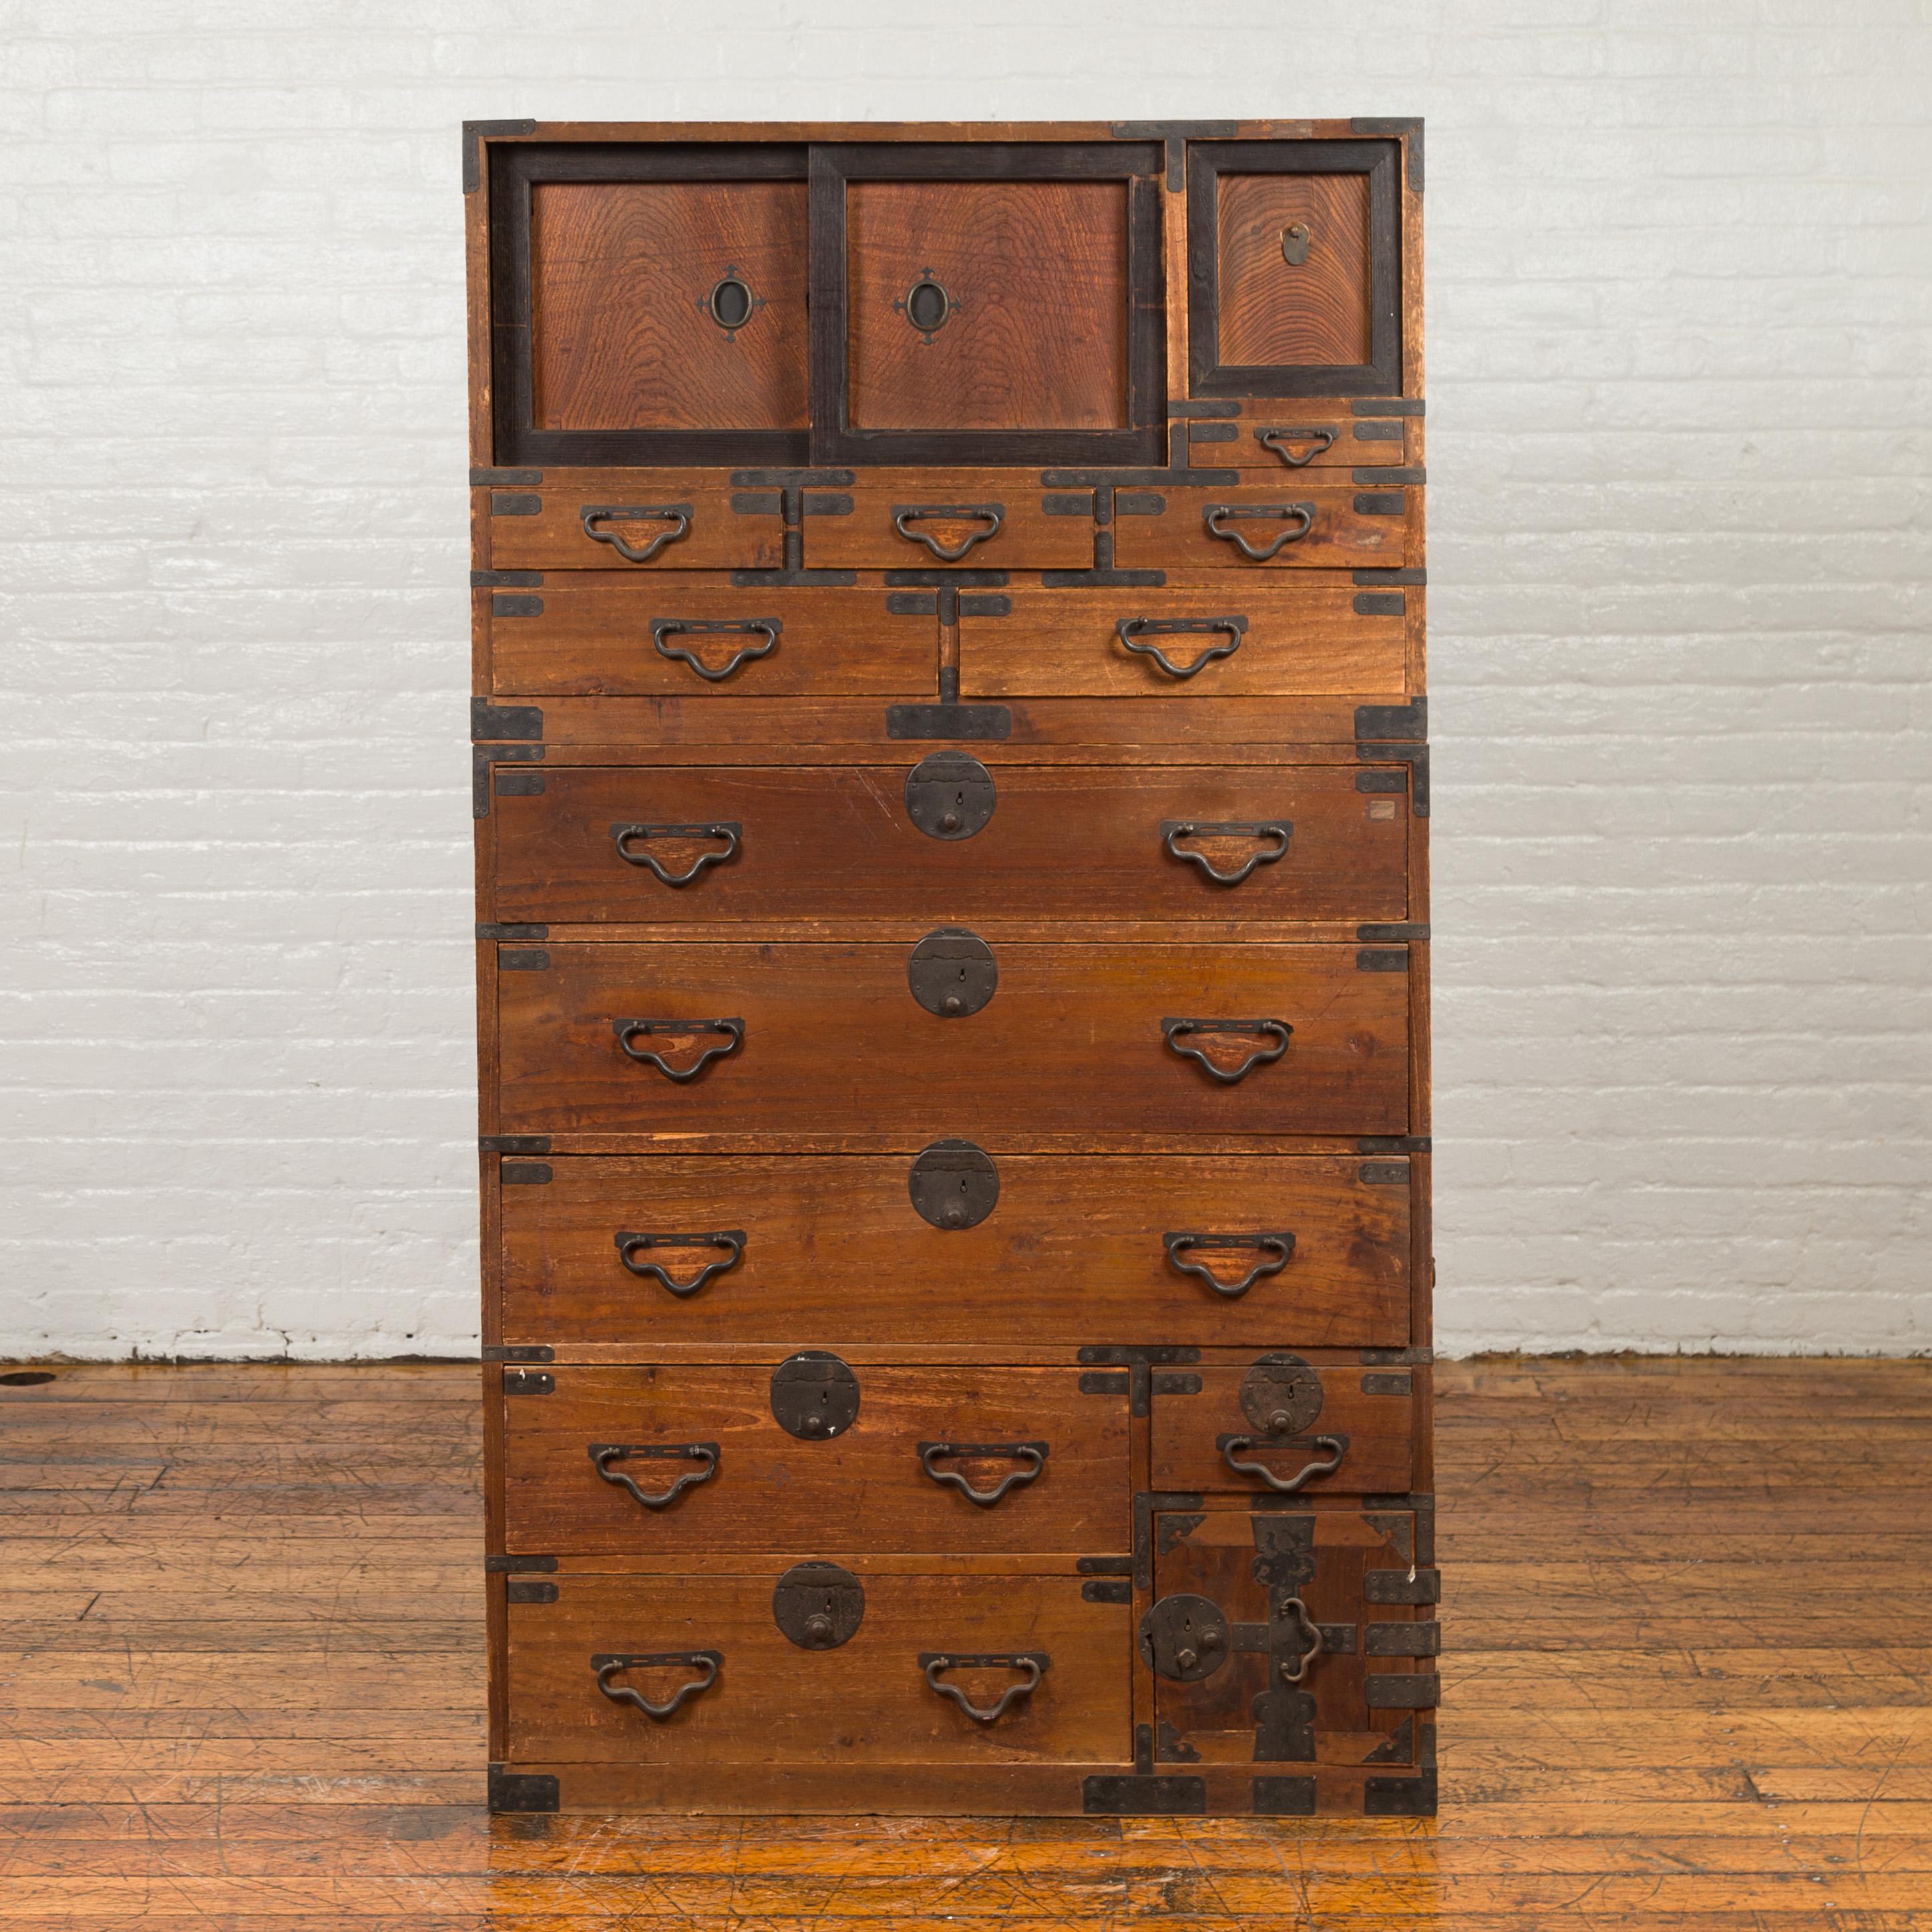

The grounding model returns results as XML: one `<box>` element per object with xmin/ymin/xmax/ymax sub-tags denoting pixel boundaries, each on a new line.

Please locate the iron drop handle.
<box><xmin>1277</xmin><ymin>1598</ymin><xmax>1324</xmax><ymax>1683</ymax></box>
<box><xmin>593</xmin><ymin>1650</ymin><xmax>721</xmax><ymax>1718</ymax></box>
<box><xmin>613</xmin><ymin>1229</ymin><xmax>745</xmax><ymax>1298</ymax></box>
<box><xmin>588</xmin><ymin>1441</ymin><xmax>721</xmax><ymax>1510</ymax></box>
<box><xmin>1204</xmin><ymin>503</ymin><xmax>1315</xmax><ymax>560</ymax></box>
<box><xmin>1220</xmin><ymin>1433</ymin><xmax>1346</xmax><ymax>1494</ymax></box>
<box><xmin>1256</xmin><ymin>426</ymin><xmax>1336</xmax><ymax>467</ymax></box>
<box><xmin>1162</xmin><ymin>1016</ymin><xmax>1292</xmax><ymax>1083</ymax></box>
<box><xmin>920</xmin><ymin>1652</ymin><xmax>1046</xmax><ymax>1724</ymax></box>
<box><xmin>1161</xmin><ymin>819</ymin><xmax>1291</xmax><ymax>886</ymax></box>
<box><xmin>1117</xmin><ymin>615</ymin><xmax>1247</xmax><ymax>681</ymax></box>
<box><xmin>918</xmin><ymin>1440</ymin><xmax>1047</xmax><ymax>1507</ymax></box>
<box><xmin>580</xmin><ymin>504</ymin><xmax>691</xmax><ymax>564</ymax></box>
<box><xmin>610</xmin><ymin>821</ymin><xmax>741</xmax><ymax>886</ymax></box>
<box><xmin>1164</xmin><ymin>1231</ymin><xmax>1294</xmax><ymax>1300</ymax></box>
<box><xmin>612</xmin><ymin>1017</ymin><xmax>744</xmax><ymax>1081</ymax></box>
<box><xmin>650</xmin><ymin>618</ymin><xmax>779</xmax><ymax>683</ymax></box>
<box><xmin>892</xmin><ymin>504</ymin><xmax>1004</xmax><ymax>562</ymax></box>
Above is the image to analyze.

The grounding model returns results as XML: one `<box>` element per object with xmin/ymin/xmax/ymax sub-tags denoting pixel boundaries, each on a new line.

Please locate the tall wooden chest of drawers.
<box><xmin>467</xmin><ymin>118</ymin><xmax>1432</xmax><ymax>1818</ymax></box>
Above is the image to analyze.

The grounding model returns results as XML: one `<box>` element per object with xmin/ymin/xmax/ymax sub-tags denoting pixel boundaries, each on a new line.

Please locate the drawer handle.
<box><xmin>892</xmin><ymin>504</ymin><xmax>1004</xmax><ymax>562</ymax></box>
<box><xmin>1116</xmin><ymin>616</ymin><xmax>1247</xmax><ymax>681</ymax></box>
<box><xmin>588</xmin><ymin>1441</ymin><xmax>721</xmax><ymax>1509</ymax></box>
<box><xmin>593</xmin><ymin>1650</ymin><xmax>721</xmax><ymax>1718</ymax></box>
<box><xmin>918</xmin><ymin>1440</ymin><xmax>1048</xmax><ymax>1507</ymax></box>
<box><xmin>1163</xmin><ymin>1231</ymin><xmax>1294</xmax><ymax>1300</ymax></box>
<box><xmin>920</xmin><ymin>1652</ymin><xmax>1046</xmax><ymax>1724</ymax></box>
<box><xmin>612</xmin><ymin>1016</ymin><xmax>744</xmax><ymax>1081</ymax></box>
<box><xmin>1220</xmin><ymin>1433</ymin><xmax>1346</xmax><ymax>1494</ymax></box>
<box><xmin>650</xmin><ymin>618</ymin><xmax>779</xmax><ymax>683</ymax></box>
<box><xmin>580</xmin><ymin>504</ymin><xmax>691</xmax><ymax>564</ymax></box>
<box><xmin>1204</xmin><ymin>503</ymin><xmax>1314</xmax><ymax>560</ymax></box>
<box><xmin>1256</xmin><ymin>426</ymin><xmax>1336</xmax><ymax>467</ymax></box>
<box><xmin>611</xmin><ymin>821</ymin><xmax>742</xmax><ymax>886</ymax></box>
<box><xmin>613</xmin><ymin>1229</ymin><xmax>745</xmax><ymax>1298</ymax></box>
<box><xmin>1161</xmin><ymin>819</ymin><xmax>1291</xmax><ymax>886</ymax></box>
<box><xmin>1161</xmin><ymin>1016</ymin><xmax>1292</xmax><ymax>1083</ymax></box>
<box><xmin>1276</xmin><ymin>1598</ymin><xmax>1324</xmax><ymax>1683</ymax></box>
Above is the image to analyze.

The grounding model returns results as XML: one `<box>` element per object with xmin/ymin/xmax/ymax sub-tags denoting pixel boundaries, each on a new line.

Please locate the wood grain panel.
<box><xmin>1217</xmin><ymin>172</ymin><xmax>1372</xmax><ymax>369</ymax></box>
<box><xmin>1113</xmin><ymin>484</ymin><xmax>1416</xmax><ymax>571</ymax></box>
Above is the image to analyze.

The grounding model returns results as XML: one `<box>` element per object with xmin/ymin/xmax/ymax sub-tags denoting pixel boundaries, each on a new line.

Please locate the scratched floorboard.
<box><xmin>0</xmin><ymin>1357</ymin><xmax>1927</xmax><ymax>1929</ymax></box>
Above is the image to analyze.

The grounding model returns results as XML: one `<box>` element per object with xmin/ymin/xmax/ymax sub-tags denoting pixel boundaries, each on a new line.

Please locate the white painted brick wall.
<box><xmin>2</xmin><ymin>1</ymin><xmax>1927</xmax><ymax>1358</ymax></box>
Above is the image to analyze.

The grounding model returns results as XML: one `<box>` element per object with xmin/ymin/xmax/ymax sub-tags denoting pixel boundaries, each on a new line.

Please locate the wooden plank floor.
<box><xmin>1</xmin><ymin>1356</ymin><xmax>1928</xmax><ymax>1929</ymax></box>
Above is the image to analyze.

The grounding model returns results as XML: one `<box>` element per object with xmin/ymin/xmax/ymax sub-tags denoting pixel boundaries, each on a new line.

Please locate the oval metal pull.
<box><xmin>588</xmin><ymin>1441</ymin><xmax>721</xmax><ymax>1510</ymax></box>
<box><xmin>1276</xmin><ymin>1597</ymin><xmax>1324</xmax><ymax>1684</ymax></box>
<box><xmin>1163</xmin><ymin>1231</ymin><xmax>1294</xmax><ymax>1300</ymax></box>
<box><xmin>1220</xmin><ymin>1433</ymin><xmax>1347</xmax><ymax>1494</ymax></box>
<box><xmin>580</xmin><ymin>504</ymin><xmax>692</xmax><ymax>564</ymax></box>
<box><xmin>650</xmin><ymin>618</ymin><xmax>779</xmax><ymax>683</ymax></box>
<box><xmin>918</xmin><ymin>1441</ymin><xmax>1047</xmax><ymax>1507</ymax></box>
<box><xmin>612</xmin><ymin>1017</ymin><xmax>744</xmax><ymax>1081</ymax></box>
<box><xmin>613</xmin><ymin>1229</ymin><xmax>745</xmax><ymax>1298</ymax></box>
<box><xmin>1204</xmin><ymin>503</ymin><xmax>1314</xmax><ymax>561</ymax></box>
<box><xmin>610</xmin><ymin>821</ymin><xmax>741</xmax><ymax>887</ymax></box>
<box><xmin>593</xmin><ymin>1650</ymin><xmax>720</xmax><ymax>1719</ymax></box>
<box><xmin>1161</xmin><ymin>819</ymin><xmax>1291</xmax><ymax>886</ymax></box>
<box><xmin>1256</xmin><ymin>426</ymin><xmax>1336</xmax><ymax>467</ymax></box>
<box><xmin>1280</xmin><ymin>222</ymin><xmax>1312</xmax><ymax>266</ymax></box>
<box><xmin>920</xmin><ymin>1652</ymin><xmax>1046</xmax><ymax>1724</ymax></box>
<box><xmin>896</xmin><ymin>270</ymin><xmax>958</xmax><ymax>340</ymax></box>
<box><xmin>705</xmin><ymin>266</ymin><xmax>762</xmax><ymax>336</ymax></box>
<box><xmin>892</xmin><ymin>504</ymin><xmax>1004</xmax><ymax>562</ymax></box>
<box><xmin>1161</xmin><ymin>1016</ymin><xmax>1292</xmax><ymax>1083</ymax></box>
<box><xmin>1116</xmin><ymin>616</ymin><xmax>1247</xmax><ymax>681</ymax></box>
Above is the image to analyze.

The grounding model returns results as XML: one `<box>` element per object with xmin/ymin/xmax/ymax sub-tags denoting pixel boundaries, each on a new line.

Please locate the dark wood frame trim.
<box><xmin>809</xmin><ymin>142</ymin><xmax>1167</xmax><ymax>468</ymax></box>
<box><xmin>489</xmin><ymin>142</ymin><xmax>813</xmax><ymax>469</ymax></box>
<box><xmin>1186</xmin><ymin>140</ymin><xmax>1402</xmax><ymax>399</ymax></box>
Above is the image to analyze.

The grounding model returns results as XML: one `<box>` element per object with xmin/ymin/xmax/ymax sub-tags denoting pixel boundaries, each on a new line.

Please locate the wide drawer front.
<box><xmin>1114</xmin><ymin>485</ymin><xmax>1416</xmax><ymax>570</ymax></box>
<box><xmin>801</xmin><ymin>488</ymin><xmax>1094</xmax><ymax>569</ymax></box>
<box><xmin>1183</xmin><ymin>412</ymin><xmax>1422</xmax><ymax>471</ymax></box>
<box><xmin>493</xmin><ymin>940</ymin><xmax>1410</xmax><ymax>1137</ymax></box>
<box><xmin>1150</xmin><ymin>1506</ymin><xmax>1435</xmax><ymax>1772</ymax></box>
<box><xmin>506</xmin><ymin>1569</ymin><xmax>1133</xmax><ymax>1764</ymax></box>
<box><xmin>1149</xmin><ymin>1357</ymin><xmax>1414</xmax><ymax>1497</ymax></box>
<box><xmin>498</xmin><ymin>1155</ymin><xmax>1412</xmax><ymax>1348</ymax></box>
<box><xmin>488</xmin><ymin>484</ymin><xmax>787</xmax><ymax>572</ymax></box>
<box><xmin>502</xmin><ymin>1363</ymin><xmax>1129</xmax><ymax>1555</ymax></box>
<box><xmin>490</xmin><ymin>763</ymin><xmax>1408</xmax><ymax>925</ymax></box>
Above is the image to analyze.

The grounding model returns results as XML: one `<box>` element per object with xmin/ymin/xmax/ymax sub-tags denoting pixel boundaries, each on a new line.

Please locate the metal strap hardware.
<box><xmin>588</xmin><ymin>1442</ymin><xmax>720</xmax><ymax>1510</ymax></box>
<box><xmin>1161</xmin><ymin>1016</ymin><xmax>1292</xmax><ymax>1083</ymax></box>
<box><xmin>1204</xmin><ymin>503</ymin><xmax>1314</xmax><ymax>560</ymax></box>
<box><xmin>1219</xmin><ymin>1433</ymin><xmax>1347</xmax><ymax>1493</ymax></box>
<box><xmin>1163</xmin><ymin>1231</ymin><xmax>1294</xmax><ymax>1300</ymax></box>
<box><xmin>1257</xmin><ymin>426</ymin><xmax>1336</xmax><ymax>466</ymax></box>
<box><xmin>1117</xmin><ymin>615</ymin><xmax>1247</xmax><ymax>680</ymax></box>
<box><xmin>612</xmin><ymin>1017</ymin><xmax>744</xmax><ymax>1081</ymax></box>
<box><xmin>918</xmin><ymin>1441</ymin><xmax>1048</xmax><ymax>1507</ymax></box>
<box><xmin>613</xmin><ymin>1230</ymin><xmax>745</xmax><ymax>1298</ymax></box>
<box><xmin>650</xmin><ymin>618</ymin><xmax>778</xmax><ymax>682</ymax></box>
<box><xmin>610</xmin><ymin>821</ymin><xmax>741</xmax><ymax>886</ymax></box>
<box><xmin>580</xmin><ymin>505</ymin><xmax>691</xmax><ymax>564</ymax></box>
<box><xmin>1161</xmin><ymin>819</ymin><xmax>1291</xmax><ymax>886</ymax></box>
<box><xmin>920</xmin><ymin>1652</ymin><xmax>1046</xmax><ymax>1724</ymax></box>
<box><xmin>1277</xmin><ymin>1597</ymin><xmax>1324</xmax><ymax>1684</ymax></box>
<box><xmin>592</xmin><ymin>1651</ymin><xmax>720</xmax><ymax>1718</ymax></box>
<box><xmin>892</xmin><ymin>504</ymin><xmax>1004</xmax><ymax>561</ymax></box>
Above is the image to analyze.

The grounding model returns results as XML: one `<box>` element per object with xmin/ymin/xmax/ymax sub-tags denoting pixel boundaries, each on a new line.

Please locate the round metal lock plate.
<box><xmin>1139</xmin><ymin>1593</ymin><xmax>1231</xmax><ymax>1684</ymax></box>
<box><xmin>908</xmin><ymin>928</ymin><xmax>997</xmax><ymax>1018</ymax></box>
<box><xmin>904</xmin><ymin>752</ymin><xmax>996</xmax><ymax>840</ymax></box>
<box><xmin>769</xmin><ymin>1351</ymin><xmax>860</xmax><ymax>1440</ymax></box>
<box><xmin>773</xmin><ymin>1561</ymin><xmax>864</xmax><ymax>1650</ymax></box>
<box><xmin>908</xmin><ymin>1139</ymin><xmax>1000</xmax><ymax>1230</ymax></box>
<box><xmin>1239</xmin><ymin>1352</ymin><xmax>1324</xmax><ymax>1437</ymax></box>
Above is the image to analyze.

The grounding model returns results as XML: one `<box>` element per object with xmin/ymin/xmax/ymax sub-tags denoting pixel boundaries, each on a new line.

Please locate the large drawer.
<box><xmin>498</xmin><ymin>1154</ymin><xmax>1412</xmax><ymax>1348</ymax></box>
<box><xmin>488</xmin><ymin>763</ymin><xmax>1408</xmax><ymax>925</ymax></box>
<box><xmin>486</xmin><ymin>482</ymin><xmax>786</xmax><ymax>572</ymax></box>
<box><xmin>505</xmin><ymin>1568</ymin><xmax>1133</xmax><ymax>1766</ymax></box>
<box><xmin>492</xmin><ymin>940</ymin><xmax>1411</xmax><ymax>1137</ymax></box>
<box><xmin>502</xmin><ymin>1362</ymin><xmax>1129</xmax><ymax>1555</ymax></box>
<box><xmin>1114</xmin><ymin>484</ymin><xmax>1416</xmax><ymax>571</ymax></box>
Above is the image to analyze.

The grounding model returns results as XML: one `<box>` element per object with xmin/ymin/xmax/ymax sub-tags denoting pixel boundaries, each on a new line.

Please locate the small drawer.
<box><xmin>1113</xmin><ymin>484</ymin><xmax>1416</xmax><ymax>571</ymax></box>
<box><xmin>506</xmin><ymin>1567</ymin><xmax>1133</xmax><ymax>1767</ymax></box>
<box><xmin>1184</xmin><ymin>409</ymin><xmax>1421</xmax><ymax>471</ymax></box>
<box><xmin>502</xmin><ymin>1362</ymin><xmax>1129</xmax><ymax>1556</ymax></box>
<box><xmin>1149</xmin><ymin>1356</ymin><xmax>1414</xmax><ymax>1497</ymax></box>
<box><xmin>485</xmin><ymin>481</ymin><xmax>786</xmax><ymax>572</ymax></box>
<box><xmin>801</xmin><ymin>486</ymin><xmax>1095</xmax><ymax>570</ymax></box>
<box><xmin>957</xmin><ymin>584</ymin><xmax>1410</xmax><ymax>697</ymax></box>
<box><xmin>485</xmin><ymin>580</ymin><xmax>938</xmax><ymax>697</ymax></box>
